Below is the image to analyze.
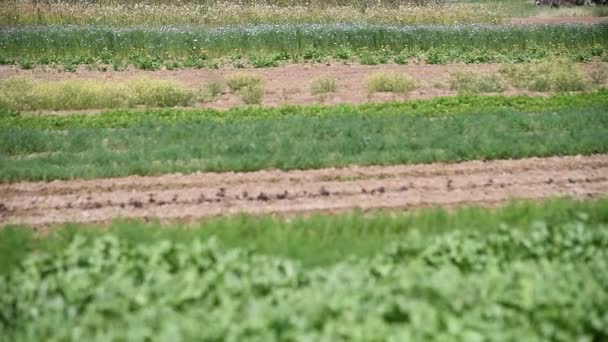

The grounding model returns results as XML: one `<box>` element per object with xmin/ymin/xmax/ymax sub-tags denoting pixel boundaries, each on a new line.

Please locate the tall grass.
<box><xmin>0</xmin><ymin>2</ymin><xmax>503</xmax><ymax>26</ymax></box>
<box><xmin>1</xmin><ymin>24</ymin><xmax>606</xmax><ymax>66</ymax></box>
<box><xmin>0</xmin><ymin>78</ymin><xmax>194</xmax><ymax>111</ymax></box>
<box><xmin>1</xmin><ymin>102</ymin><xmax>607</xmax><ymax>181</ymax></box>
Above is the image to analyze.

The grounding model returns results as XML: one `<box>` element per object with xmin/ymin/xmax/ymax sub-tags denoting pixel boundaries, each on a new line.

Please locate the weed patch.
<box><xmin>449</xmin><ymin>71</ymin><xmax>506</xmax><ymax>95</ymax></box>
<box><xmin>367</xmin><ymin>73</ymin><xmax>415</xmax><ymax>95</ymax></box>
<box><xmin>0</xmin><ymin>78</ymin><xmax>194</xmax><ymax>111</ymax></box>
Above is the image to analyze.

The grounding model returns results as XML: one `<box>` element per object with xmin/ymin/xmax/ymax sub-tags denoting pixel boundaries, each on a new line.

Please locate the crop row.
<box><xmin>1</xmin><ymin>24</ymin><xmax>607</xmax><ymax>69</ymax></box>
<box><xmin>1</xmin><ymin>98</ymin><xmax>607</xmax><ymax>181</ymax></box>
<box><xmin>3</xmin><ymin>198</ymin><xmax>607</xmax><ymax>271</ymax></box>
<box><xmin>2</xmin><ymin>90</ymin><xmax>606</xmax><ymax>129</ymax></box>
<box><xmin>2</xmin><ymin>198</ymin><xmax>607</xmax><ymax>340</ymax></box>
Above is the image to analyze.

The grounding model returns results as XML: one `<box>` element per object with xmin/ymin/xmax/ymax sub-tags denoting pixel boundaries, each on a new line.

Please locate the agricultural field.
<box><xmin>1</xmin><ymin>0</ymin><xmax>608</xmax><ymax>340</ymax></box>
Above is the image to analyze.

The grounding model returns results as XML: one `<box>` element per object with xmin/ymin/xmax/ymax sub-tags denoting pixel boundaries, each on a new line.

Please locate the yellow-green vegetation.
<box><xmin>199</xmin><ymin>78</ymin><xmax>225</xmax><ymax>102</ymax></box>
<box><xmin>449</xmin><ymin>71</ymin><xmax>506</xmax><ymax>95</ymax></box>
<box><xmin>589</xmin><ymin>61</ymin><xmax>608</xmax><ymax>87</ymax></box>
<box><xmin>499</xmin><ymin>61</ymin><xmax>591</xmax><ymax>92</ymax></box>
<box><xmin>0</xmin><ymin>2</ymin><xmax>502</xmax><ymax>26</ymax></box>
<box><xmin>310</xmin><ymin>76</ymin><xmax>337</xmax><ymax>96</ymax></box>
<box><xmin>238</xmin><ymin>84</ymin><xmax>265</xmax><ymax>105</ymax></box>
<box><xmin>0</xmin><ymin>78</ymin><xmax>194</xmax><ymax>111</ymax></box>
<box><xmin>367</xmin><ymin>72</ymin><xmax>416</xmax><ymax>96</ymax></box>
<box><xmin>226</xmin><ymin>72</ymin><xmax>264</xmax><ymax>92</ymax></box>
<box><xmin>226</xmin><ymin>72</ymin><xmax>265</xmax><ymax>104</ymax></box>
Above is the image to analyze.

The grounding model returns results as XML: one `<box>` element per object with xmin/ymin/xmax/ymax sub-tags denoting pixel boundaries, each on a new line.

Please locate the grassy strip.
<box><xmin>1</xmin><ymin>198</ymin><xmax>607</xmax><ymax>340</ymax></box>
<box><xmin>2</xmin><ymin>90</ymin><xmax>607</xmax><ymax>129</ymax></box>
<box><xmin>2</xmin><ymin>198</ymin><xmax>607</xmax><ymax>273</ymax></box>
<box><xmin>1</xmin><ymin>24</ymin><xmax>606</xmax><ymax>70</ymax></box>
<box><xmin>1</xmin><ymin>102</ymin><xmax>607</xmax><ymax>182</ymax></box>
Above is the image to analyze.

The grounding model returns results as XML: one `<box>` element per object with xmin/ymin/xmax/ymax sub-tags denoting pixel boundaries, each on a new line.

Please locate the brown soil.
<box><xmin>1</xmin><ymin>154</ymin><xmax>607</xmax><ymax>227</ymax></box>
<box><xmin>4</xmin><ymin>62</ymin><xmax>605</xmax><ymax>113</ymax></box>
<box><xmin>509</xmin><ymin>16</ymin><xmax>608</xmax><ymax>25</ymax></box>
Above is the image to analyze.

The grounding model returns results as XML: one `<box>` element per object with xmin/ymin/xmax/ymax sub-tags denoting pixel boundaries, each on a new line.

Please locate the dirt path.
<box><xmin>509</xmin><ymin>16</ymin><xmax>608</xmax><ymax>25</ymax></box>
<box><xmin>3</xmin><ymin>62</ymin><xmax>605</xmax><ymax>113</ymax></box>
<box><xmin>1</xmin><ymin>155</ymin><xmax>607</xmax><ymax>227</ymax></box>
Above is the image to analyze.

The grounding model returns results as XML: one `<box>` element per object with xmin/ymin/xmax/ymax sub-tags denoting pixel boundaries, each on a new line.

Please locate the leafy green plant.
<box><xmin>332</xmin><ymin>48</ymin><xmax>353</xmax><ymax>60</ymax></box>
<box><xmin>425</xmin><ymin>49</ymin><xmax>448</xmax><ymax>65</ymax></box>
<box><xmin>17</xmin><ymin>58</ymin><xmax>33</xmax><ymax>70</ymax></box>
<box><xmin>1</xmin><ymin>202</ymin><xmax>607</xmax><ymax>340</ymax></box>
<box><xmin>366</xmin><ymin>72</ymin><xmax>416</xmax><ymax>95</ymax></box>
<box><xmin>250</xmin><ymin>54</ymin><xmax>279</xmax><ymax>68</ymax></box>
<box><xmin>449</xmin><ymin>71</ymin><xmax>506</xmax><ymax>94</ymax></box>
<box><xmin>393</xmin><ymin>53</ymin><xmax>409</xmax><ymax>65</ymax></box>
<box><xmin>131</xmin><ymin>55</ymin><xmax>162</xmax><ymax>71</ymax></box>
<box><xmin>359</xmin><ymin>52</ymin><xmax>379</xmax><ymax>65</ymax></box>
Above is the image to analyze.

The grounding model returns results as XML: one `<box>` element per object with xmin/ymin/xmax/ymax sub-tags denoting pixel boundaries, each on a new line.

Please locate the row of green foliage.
<box><xmin>2</xmin><ymin>198</ymin><xmax>607</xmax><ymax>272</ymax></box>
<box><xmin>1</xmin><ymin>24</ymin><xmax>607</xmax><ymax>69</ymax></box>
<box><xmin>2</xmin><ymin>198</ymin><xmax>607</xmax><ymax>340</ymax></box>
<box><xmin>8</xmin><ymin>46</ymin><xmax>608</xmax><ymax>71</ymax></box>
<box><xmin>1</xmin><ymin>100</ymin><xmax>607</xmax><ymax>182</ymax></box>
<box><xmin>3</xmin><ymin>90</ymin><xmax>607</xmax><ymax>129</ymax></box>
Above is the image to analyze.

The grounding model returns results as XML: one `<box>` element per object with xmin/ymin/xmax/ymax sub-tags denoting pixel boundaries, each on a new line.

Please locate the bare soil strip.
<box><xmin>3</xmin><ymin>63</ymin><xmax>606</xmax><ymax>113</ymax></box>
<box><xmin>1</xmin><ymin>154</ymin><xmax>607</xmax><ymax>226</ymax></box>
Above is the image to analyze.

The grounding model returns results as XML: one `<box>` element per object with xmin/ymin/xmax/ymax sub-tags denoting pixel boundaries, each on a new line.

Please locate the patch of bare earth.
<box><xmin>4</xmin><ymin>62</ymin><xmax>604</xmax><ymax>114</ymax></box>
<box><xmin>1</xmin><ymin>155</ymin><xmax>607</xmax><ymax>227</ymax></box>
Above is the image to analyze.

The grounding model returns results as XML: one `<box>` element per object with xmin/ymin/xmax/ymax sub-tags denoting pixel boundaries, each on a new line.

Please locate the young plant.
<box><xmin>226</xmin><ymin>72</ymin><xmax>264</xmax><ymax>92</ymax></box>
<box><xmin>238</xmin><ymin>84</ymin><xmax>264</xmax><ymax>105</ymax></box>
<box><xmin>500</xmin><ymin>61</ymin><xmax>589</xmax><ymax>92</ymax></box>
<box><xmin>588</xmin><ymin>61</ymin><xmax>608</xmax><ymax>88</ymax></box>
<box><xmin>366</xmin><ymin>73</ymin><xmax>415</xmax><ymax>96</ymax></box>
<box><xmin>199</xmin><ymin>78</ymin><xmax>225</xmax><ymax>102</ymax></box>
<box><xmin>448</xmin><ymin>71</ymin><xmax>506</xmax><ymax>95</ymax></box>
<box><xmin>0</xmin><ymin>78</ymin><xmax>194</xmax><ymax>111</ymax></box>
<box><xmin>310</xmin><ymin>76</ymin><xmax>337</xmax><ymax>96</ymax></box>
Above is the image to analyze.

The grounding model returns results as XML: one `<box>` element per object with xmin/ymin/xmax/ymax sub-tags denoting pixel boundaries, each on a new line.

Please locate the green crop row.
<box><xmin>1</xmin><ymin>24</ymin><xmax>607</xmax><ymax>70</ymax></box>
<box><xmin>1</xmin><ymin>99</ymin><xmax>607</xmax><ymax>182</ymax></box>
<box><xmin>2</xmin><ymin>90</ymin><xmax>607</xmax><ymax>129</ymax></box>
<box><xmin>1</xmin><ymin>198</ymin><xmax>607</xmax><ymax>340</ymax></box>
<box><xmin>3</xmin><ymin>198</ymin><xmax>607</xmax><ymax>272</ymax></box>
